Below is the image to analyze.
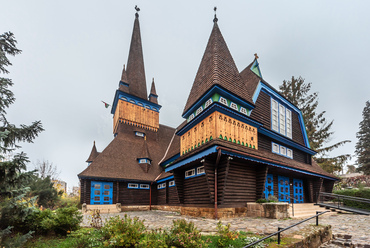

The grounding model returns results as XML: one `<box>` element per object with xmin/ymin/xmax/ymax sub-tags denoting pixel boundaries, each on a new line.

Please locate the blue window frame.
<box><xmin>90</xmin><ymin>181</ymin><xmax>113</xmax><ymax>205</ymax></box>
<box><xmin>264</xmin><ymin>174</ymin><xmax>274</xmax><ymax>199</ymax></box>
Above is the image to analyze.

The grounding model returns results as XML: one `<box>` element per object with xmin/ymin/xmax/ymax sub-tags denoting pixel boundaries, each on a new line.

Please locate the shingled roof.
<box><xmin>183</xmin><ymin>19</ymin><xmax>253</xmax><ymax>116</ymax></box>
<box><xmin>126</xmin><ymin>13</ymin><xmax>147</xmax><ymax>100</ymax></box>
<box><xmin>79</xmin><ymin>123</ymin><xmax>176</xmax><ymax>182</ymax></box>
<box><xmin>86</xmin><ymin>141</ymin><xmax>100</xmax><ymax>163</ymax></box>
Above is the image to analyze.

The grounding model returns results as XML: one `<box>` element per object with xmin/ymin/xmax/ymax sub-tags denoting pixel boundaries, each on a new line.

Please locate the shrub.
<box><xmin>100</xmin><ymin>215</ymin><xmax>145</xmax><ymax>247</ymax></box>
<box><xmin>53</xmin><ymin>206</ymin><xmax>83</xmax><ymax>235</ymax></box>
<box><xmin>68</xmin><ymin>228</ymin><xmax>104</xmax><ymax>248</ymax></box>
<box><xmin>167</xmin><ymin>219</ymin><xmax>208</xmax><ymax>248</ymax></box>
<box><xmin>256</xmin><ymin>199</ymin><xmax>268</xmax><ymax>203</ymax></box>
<box><xmin>25</xmin><ymin>209</ymin><xmax>54</xmax><ymax>235</ymax></box>
<box><xmin>136</xmin><ymin>229</ymin><xmax>169</xmax><ymax>248</ymax></box>
<box><xmin>267</xmin><ymin>195</ymin><xmax>278</xmax><ymax>202</ymax></box>
<box><xmin>334</xmin><ymin>188</ymin><xmax>370</xmax><ymax>210</ymax></box>
<box><xmin>216</xmin><ymin>221</ymin><xmax>239</xmax><ymax>247</ymax></box>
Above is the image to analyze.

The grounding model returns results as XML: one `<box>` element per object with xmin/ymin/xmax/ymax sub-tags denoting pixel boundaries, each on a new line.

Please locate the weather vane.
<box><xmin>213</xmin><ymin>6</ymin><xmax>218</xmax><ymax>23</ymax></box>
<box><xmin>135</xmin><ymin>5</ymin><xmax>140</xmax><ymax>17</ymax></box>
<box><xmin>254</xmin><ymin>53</ymin><xmax>259</xmax><ymax>59</ymax></box>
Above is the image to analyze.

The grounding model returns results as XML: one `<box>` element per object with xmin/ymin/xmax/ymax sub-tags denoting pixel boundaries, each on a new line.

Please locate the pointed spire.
<box><xmin>183</xmin><ymin>15</ymin><xmax>253</xmax><ymax>116</ymax></box>
<box><xmin>148</xmin><ymin>78</ymin><xmax>158</xmax><ymax>104</ymax></box>
<box><xmin>86</xmin><ymin>141</ymin><xmax>100</xmax><ymax>163</ymax></box>
<box><xmin>119</xmin><ymin>64</ymin><xmax>130</xmax><ymax>93</ymax></box>
<box><xmin>126</xmin><ymin>7</ymin><xmax>148</xmax><ymax>100</ymax></box>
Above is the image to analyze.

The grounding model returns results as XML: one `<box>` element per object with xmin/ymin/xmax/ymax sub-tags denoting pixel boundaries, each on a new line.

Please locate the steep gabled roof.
<box><xmin>79</xmin><ymin>124</ymin><xmax>176</xmax><ymax>181</ymax></box>
<box><xmin>126</xmin><ymin>13</ymin><xmax>147</xmax><ymax>100</ymax></box>
<box><xmin>240</xmin><ymin>60</ymin><xmax>261</xmax><ymax>98</ymax></box>
<box><xmin>183</xmin><ymin>19</ymin><xmax>253</xmax><ymax>115</ymax></box>
<box><xmin>86</xmin><ymin>141</ymin><xmax>100</xmax><ymax>162</ymax></box>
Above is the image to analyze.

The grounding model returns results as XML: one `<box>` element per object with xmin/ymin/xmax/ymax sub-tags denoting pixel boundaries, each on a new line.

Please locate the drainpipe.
<box><xmin>149</xmin><ymin>182</ymin><xmax>152</xmax><ymax>210</ymax></box>
<box><xmin>214</xmin><ymin>148</ymin><xmax>222</xmax><ymax>220</ymax></box>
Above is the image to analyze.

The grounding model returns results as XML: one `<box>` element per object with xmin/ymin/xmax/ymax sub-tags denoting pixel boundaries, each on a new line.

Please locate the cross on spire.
<box><xmin>213</xmin><ymin>6</ymin><xmax>218</xmax><ymax>23</ymax></box>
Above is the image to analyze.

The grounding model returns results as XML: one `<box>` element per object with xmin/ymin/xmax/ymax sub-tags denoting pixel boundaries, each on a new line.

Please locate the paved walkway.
<box><xmin>82</xmin><ymin>211</ymin><xmax>370</xmax><ymax>247</ymax></box>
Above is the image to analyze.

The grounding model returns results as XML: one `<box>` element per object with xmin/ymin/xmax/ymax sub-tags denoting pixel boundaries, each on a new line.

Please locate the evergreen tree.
<box><xmin>279</xmin><ymin>76</ymin><xmax>350</xmax><ymax>173</ymax></box>
<box><xmin>355</xmin><ymin>101</ymin><xmax>370</xmax><ymax>175</ymax></box>
<box><xmin>0</xmin><ymin>32</ymin><xmax>44</xmax><ymax>246</ymax></box>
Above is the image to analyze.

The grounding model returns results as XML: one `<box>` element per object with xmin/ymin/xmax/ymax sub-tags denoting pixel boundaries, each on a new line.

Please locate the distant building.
<box><xmin>53</xmin><ymin>180</ymin><xmax>67</xmax><ymax>194</ymax></box>
<box><xmin>78</xmin><ymin>10</ymin><xmax>338</xmax><ymax>213</ymax></box>
<box><xmin>71</xmin><ymin>186</ymin><xmax>80</xmax><ymax>196</ymax></box>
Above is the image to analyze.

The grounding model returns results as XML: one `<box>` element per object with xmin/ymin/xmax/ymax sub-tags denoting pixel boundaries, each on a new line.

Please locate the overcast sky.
<box><xmin>2</xmin><ymin>1</ymin><xmax>369</xmax><ymax>190</ymax></box>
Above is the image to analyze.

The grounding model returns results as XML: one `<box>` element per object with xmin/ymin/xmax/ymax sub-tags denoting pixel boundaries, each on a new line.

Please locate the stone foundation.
<box><xmin>246</xmin><ymin>202</ymin><xmax>289</xmax><ymax>219</ymax></box>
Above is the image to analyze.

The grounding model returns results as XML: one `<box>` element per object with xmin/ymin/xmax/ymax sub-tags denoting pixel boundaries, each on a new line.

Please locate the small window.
<box><xmin>272</xmin><ymin>143</ymin><xmax>279</xmax><ymax>153</ymax></box>
<box><xmin>139</xmin><ymin>158</ymin><xmax>147</xmax><ymax>164</ymax></box>
<box><xmin>104</xmin><ymin>197</ymin><xmax>109</xmax><ymax>201</ymax></box>
<box><xmin>197</xmin><ymin>166</ymin><xmax>205</xmax><ymax>175</ymax></box>
<box><xmin>240</xmin><ymin>107</ymin><xmax>247</xmax><ymax>115</ymax></box>
<box><xmin>94</xmin><ymin>184</ymin><xmax>101</xmax><ymax>189</ymax></box>
<box><xmin>219</xmin><ymin>97</ymin><xmax>228</xmax><ymax>106</ymax></box>
<box><xmin>280</xmin><ymin>146</ymin><xmax>286</xmax><ymax>156</ymax></box>
<box><xmin>188</xmin><ymin>113</ymin><xmax>195</xmax><ymax>122</ymax></box>
<box><xmin>130</xmin><ymin>100</ymin><xmax>136</xmax><ymax>104</ymax></box>
<box><xmin>94</xmin><ymin>196</ymin><xmax>100</xmax><ymax>201</ymax></box>
<box><xmin>287</xmin><ymin>149</ymin><xmax>293</xmax><ymax>159</ymax></box>
<box><xmin>157</xmin><ymin>184</ymin><xmax>162</xmax><ymax>189</ymax></box>
<box><xmin>140</xmin><ymin>184</ymin><xmax>149</xmax><ymax>189</ymax></box>
<box><xmin>146</xmin><ymin>106</ymin><xmax>151</xmax><ymax>109</ymax></box>
<box><xmin>137</xmin><ymin>102</ymin><xmax>143</xmax><ymax>107</ymax></box>
<box><xmin>230</xmin><ymin>102</ymin><xmax>238</xmax><ymax>111</ymax></box>
<box><xmin>196</xmin><ymin>106</ymin><xmax>203</xmax><ymax>115</ymax></box>
<box><xmin>94</xmin><ymin>190</ymin><xmax>100</xmax><ymax>195</ymax></box>
<box><xmin>103</xmin><ymin>191</ymin><xmax>109</xmax><ymax>195</ymax></box>
<box><xmin>104</xmin><ymin>184</ymin><xmax>110</xmax><ymax>189</ymax></box>
<box><xmin>185</xmin><ymin>168</ymin><xmax>195</xmax><ymax>178</ymax></box>
<box><xmin>161</xmin><ymin>183</ymin><xmax>166</xmax><ymax>188</ymax></box>
<box><xmin>135</xmin><ymin>131</ymin><xmax>145</xmax><ymax>137</ymax></box>
<box><xmin>169</xmin><ymin>180</ymin><xmax>175</xmax><ymax>187</ymax></box>
<box><xmin>153</xmin><ymin>108</ymin><xmax>157</xmax><ymax>111</ymax></box>
<box><xmin>128</xmin><ymin>183</ymin><xmax>138</xmax><ymax>189</ymax></box>
<box><xmin>205</xmin><ymin>99</ymin><xmax>213</xmax><ymax>108</ymax></box>
<box><xmin>121</xmin><ymin>97</ymin><xmax>128</xmax><ymax>101</ymax></box>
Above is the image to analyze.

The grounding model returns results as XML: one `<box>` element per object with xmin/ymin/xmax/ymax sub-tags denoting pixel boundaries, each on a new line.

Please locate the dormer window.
<box><xmin>205</xmin><ymin>99</ymin><xmax>213</xmax><ymax>108</ymax></box>
<box><xmin>196</xmin><ymin>106</ymin><xmax>203</xmax><ymax>115</ymax></box>
<box><xmin>135</xmin><ymin>132</ymin><xmax>145</xmax><ymax>137</ymax></box>
<box><xmin>230</xmin><ymin>102</ymin><xmax>238</xmax><ymax>111</ymax></box>
<box><xmin>219</xmin><ymin>97</ymin><xmax>228</xmax><ymax>106</ymax></box>
<box><xmin>138</xmin><ymin>158</ymin><xmax>151</xmax><ymax>164</ymax></box>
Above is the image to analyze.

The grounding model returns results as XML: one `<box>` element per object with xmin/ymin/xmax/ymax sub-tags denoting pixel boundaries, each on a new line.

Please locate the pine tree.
<box><xmin>279</xmin><ymin>76</ymin><xmax>350</xmax><ymax>173</ymax></box>
<box><xmin>0</xmin><ymin>32</ymin><xmax>44</xmax><ymax>246</ymax></box>
<box><xmin>355</xmin><ymin>101</ymin><xmax>370</xmax><ymax>175</ymax></box>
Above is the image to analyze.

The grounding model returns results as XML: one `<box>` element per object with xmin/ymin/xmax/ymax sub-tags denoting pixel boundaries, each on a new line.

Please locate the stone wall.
<box><xmin>246</xmin><ymin>202</ymin><xmax>289</xmax><ymax>219</ymax></box>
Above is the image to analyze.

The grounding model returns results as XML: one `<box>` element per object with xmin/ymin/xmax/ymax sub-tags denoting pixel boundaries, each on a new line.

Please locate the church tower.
<box><xmin>177</xmin><ymin>14</ymin><xmax>258</xmax><ymax>155</ymax></box>
<box><xmin>111</xmin><ymin>11</ymin><xmax>161</xmax><ymax>134</ymax></box>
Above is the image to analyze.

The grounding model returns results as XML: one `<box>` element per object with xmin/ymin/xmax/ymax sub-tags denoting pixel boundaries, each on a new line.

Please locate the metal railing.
<box><xmin>280</xmin><ymin>193</ymin><xmax>300</xmax><ymax>217</ymax></box>
<box><xmin>243</xmin><ymin>211</ymin><xmax>330</xmax><ymax>247</ymax></box>
<box><xmin>316</xmin><ymin>192</ymin><xmax>370</xmax><ymax>214</ymax></box>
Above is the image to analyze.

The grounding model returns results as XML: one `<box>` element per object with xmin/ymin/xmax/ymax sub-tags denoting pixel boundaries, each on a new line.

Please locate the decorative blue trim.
<box><xmin>221</xmin><ymin>150</ymin><xmax>338</xmax><ymax>181</ymax></box>
<box><xmin>250</xmin><ymin>59</ymin><xmax>262</xmax><ymax>78</ymax></box>
<box><xmin>157</xmin><ymin>175</ymin><xmax>174</xmax><ymax>183</ymax></box>
<box><xmin>251</xmin><ymin>82</ymin><xmax>310</xmax><ymax>148</ymax></box>
<box><xmin>177</xmin><ymin>103</ymin><xmax>263</xmax><ymax>136</ymax></box>
<box><xmin>160</xmin><ymin>153</ymin><xmax>180</xmax><ymax>167</ymax></box>
<box><xmin>149</xmin><ymin>94</ymin><xmax>158</xmax><ymax>98</ymax></box>
<box><xmin>165</xmin><ymin>146</ymin><xmax>218</xmax><ymax>172</ymax></box>
<box><xmin>111</xmin><ymin>89</ymin><xmax>162</xmax><ymax>115</ymax></box>
<box><xmin>119</xmin><ymin>81</ymin><xmax>129</xmax><ymax>87</ymax></box>
<box><xmin>260</xmin><ymin>127</ymin><xmax>316</xmax><ymax>155</ymax></box>
<box><xmin>182</xmin><ymin>85</ymin><xmax>255</xmax><ymax>119</ymax></box>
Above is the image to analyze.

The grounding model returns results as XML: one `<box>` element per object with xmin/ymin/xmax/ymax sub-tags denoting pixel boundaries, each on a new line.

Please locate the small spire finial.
<box><xmin>152</xmin><ymin>77</ymin><xmax>154</xmax><ymax>83</ymax></box>
<box><xmin>123</xmin><ymin>64</ymin><xmax>125</xmax><ymax>70</ymax></box>
<box><xmin>254</xmin><ymin>53</ymin><xmax>259</xmax><ymax>59</ymax></box>
<box><xmin>213</xmin><ymin>7</ymin><xmax>218</xmax><ymax>23</ymax></box>
<box><xmin>135</xmin><ymin>5</ymin><xmax>140</xmax><ymax>18</ymax></box>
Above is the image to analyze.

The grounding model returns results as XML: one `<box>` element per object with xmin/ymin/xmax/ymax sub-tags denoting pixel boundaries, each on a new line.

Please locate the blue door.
<box><xmin>91</xmin><ymin>181</ymin><xmax>113</xmax><ymax>205</ymax></box>
<box><xmin>264</xmin><ymin>174</ymin><xmax>274</xmax><ymax>199</ymax></box>
<box><xmin>293</xmin><ymin>179</ymin><xmax>304</xmax><ymax>203</ymax></box>
<box><xmin>278</xmin><ymin>176</ymin><xmax>290</xmax><ymax>203</ymax></box>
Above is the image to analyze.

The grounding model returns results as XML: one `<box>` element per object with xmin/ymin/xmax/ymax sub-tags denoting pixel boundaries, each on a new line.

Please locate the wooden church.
<box><xmin>78</xmin><ymin>10</ymin><xmax>338</xmax><ymax>214</ymax></box>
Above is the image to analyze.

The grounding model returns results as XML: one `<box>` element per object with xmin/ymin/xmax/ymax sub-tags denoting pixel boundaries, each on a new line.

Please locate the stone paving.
<box><xmin>82</xmin><ymin>210</ymin><xmax>370</xmax><ymax>247</ymax></box>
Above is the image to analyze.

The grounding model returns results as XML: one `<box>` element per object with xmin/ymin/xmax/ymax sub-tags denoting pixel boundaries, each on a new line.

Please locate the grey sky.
<box><xmin>2</xmin><ymin>1</ymin><xmax>369</xmax><ymax>189</ymax></box>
